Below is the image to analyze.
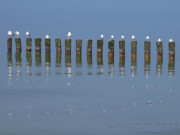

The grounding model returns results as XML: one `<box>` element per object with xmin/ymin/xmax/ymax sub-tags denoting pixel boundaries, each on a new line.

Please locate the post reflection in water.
<box><xmin>55</xmin><ymin>52</ymin><xmax>61</xmax><ymax>75</ymax></box>
<box><xmin>156</xmin><ymin>54</ymin><xmax>163</xmax><ymax>77</ymax></box>
<box><xmin>131</xmin><ymin>41</ymin><xmax>137</xmax><ymax>77</ymax></box>
<box><xmin>35</xmin><ymin>52</ymin><xmax>42</xmax><ymax>76</ymax></box>
<box><xmin>87</xmin><ymin>53</ymin><xmax>93</xmax><ymax>75</ymax></box>
<box><xmin>45</xmin><ymin>52</ymin><xmax>51</xmax><ymax>76</ymax></box>
<box><xmin>65</xmin><ymin>53</ymin><xmax>71</xmax><ymax>77</ymax></box>
<box><xmin>15</xmin><ymin>52</ymin><xmax>21</xmax><ymax>77</ymax></box>
<box><xmin>7</xmin><ymin>52</ymin><xmax>13</xmax><ymax>85</ymax></box>
<box><xmin>26</xmin><ymin>52</ymin><xmax>32</xmax><ymax>76</ymax></box>
<box><xmin>97</xmin><ymin>55</ymin><xmax>103</xmax><ymax>76</ymax></box>
<box><xmin>144</xmin><ymin>41</ymin><xmax>151</xmax><ymax>78</ymax></box>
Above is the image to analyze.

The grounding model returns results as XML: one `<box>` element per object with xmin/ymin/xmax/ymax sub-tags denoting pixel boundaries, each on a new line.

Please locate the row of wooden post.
<box><xmin>7</xmin><ymin>38</ymin><xmax>175</xmax><ymax>64</ymax></box>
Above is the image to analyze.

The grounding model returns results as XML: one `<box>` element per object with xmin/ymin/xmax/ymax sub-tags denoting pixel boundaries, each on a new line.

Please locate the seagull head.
<box><xmin>45</xmin><ymin>35</ymin><xmax>50</xmax><ymax>39</ymax></box>
<box><xmin>121</xmin><ymin>35</ymin><xmax>125</xmax><ymax>40</ymax></box>
<box><xmin>146</xmin><ymin>36</ymin><xmax>149</xmax><ymax>40</ymax></box>
<box><xmin>169</xmin><ymin>38</ymin><xmax>173</xmax><ymax>42</ymax></box>
<box><xmin>132</xmin><ymin>35</ymin><xmax>135</xmax><ymax>40</ymax></box>
<box><xmin>111</xmin><ymin>35</ymin><xmax>114</xmax><ymax>39</ymax></box>
<box><xmin>8</xmin><ymin>31</ymin><xmax>13</xmax><ymax>36</ymax></box>
<box><xmin>15</xmin><ymin>31</ymin><xmax>20</xmax><ymax>36</ymax></box>
<box><xmin>158</xmin><ymin>38</ymin><xmax>161</xmax><ymax>42</ymax></box>
<box><xmin>26</xmin><ymin>32</ymin><xmax>30</xmax><ymax>36</ymax></box>
<box><xmin>67</xmin><ymin>32</ymin><xmax>71</xmax><ymax>37</ymax></box>
<box><xmin>101</xmin><ymin>34</ymin><xmax>104</xmax><ymax>39</ymax></box>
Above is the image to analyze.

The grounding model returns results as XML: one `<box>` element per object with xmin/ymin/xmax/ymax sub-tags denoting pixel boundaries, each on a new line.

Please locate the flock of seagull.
<box><xmin>8</xmin><ymin>31</ymin><xmax>174</xmax><ymax>42</ymax></box>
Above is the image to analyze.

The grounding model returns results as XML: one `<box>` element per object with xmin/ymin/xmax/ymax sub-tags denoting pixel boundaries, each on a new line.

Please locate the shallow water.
<box><xmin>0</xmin><ymin>0</ymin><xmax>180</xmax><ymax>135</ymax></box>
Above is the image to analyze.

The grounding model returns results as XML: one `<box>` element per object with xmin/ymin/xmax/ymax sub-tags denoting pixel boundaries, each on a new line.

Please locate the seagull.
<box><xmin>146</xmin><ymin>36</ymin><xmax>149</xmax><ymax>40</ymax></box>
<box><xmin>15</xmin><ymin>31</ymin><xmax>20</xmax><ymax>37</ymax></box>
<box><xmin>8</xmin><ymin>31</ymin><xmax>13</xmax><ymax>37</ymax></box>
<box><xmin>67</xmin><ymin>32</ymin><xmax>71</xmax><ymax>38</ymax></box>
<box><xmin>45</xmin><ymin>35</ymin><xmax>50</xmax><ymax>39</ymax></box>
<box><xmin>111</xmin><ymin>35</ymin><xmax>114</xmax><ymax>39</ymax></box>
<box><xmin>26</xmin><ymin>31</ymin><xmax>30</xmax><ymax>36</ymax></box>
<box><xmin>169</xmin><ymin>38</ymin><xmax>173</xmax><ymax>42</ymax></box>
<box><xmin>121</xmin><ymin>34</ymin><xmax>125</xmax><ymax>40</ymax></box>
<box><xmin>101</xmin><ymin>34</ymin><xmax>104</xmax><ymax>39</ymax></box>
<box><xmin>158</xmin><ymin>38</ymin><xmax>161</xmax><ymax>42</ymax></box>
<box><xmin>131</xmin><ymin>35</ymin><xmax>135</xmax><ymax>40</ymax></box>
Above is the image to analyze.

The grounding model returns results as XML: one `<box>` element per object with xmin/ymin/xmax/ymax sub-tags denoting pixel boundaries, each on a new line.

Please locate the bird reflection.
<box><xmin>97</xmin><ymin>55</ymin><xmax>103</xmax><ymax>76</ymax></box>
<box><xmin>56</xmin><ymin>52</ymin><xmax>61</xmax><ymax>75</ymax></box>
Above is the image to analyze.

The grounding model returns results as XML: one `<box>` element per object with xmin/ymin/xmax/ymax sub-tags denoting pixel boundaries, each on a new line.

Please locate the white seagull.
<box><xmin>111</xmin><ymin>35</ymin><xmax>114</xmax><ymax>39</ymax></box>
<box><xmin>169</xmin><ymin>38</ymin><xmax>173</xmax><ymax>42</ymax></box>
<box><xmin>131</xmin><ymin>35</ymin><xmax>135</xmax><ymax>40</ymax></box>
<box><xmin>45</xmin><ymin>35</ymin><xmax>50</xmax><ymax>39</ymax></box>
<box><xmin>26</xmin><ymin>31</ymin><xmax>30</xmax><ymax>36</ymax></box>
<box><xmin>15</xmin><ymin>31</ymin><xmax>20</xmax><ymax>37</ymax></box>
<box><xmin>67</xmin><ymin>32</ymin><xmax>71</xmax><ymax>38</ymax></box>
<box><xmin>121</xmin><ymin>34</ymin><xmax>125</xmax><ymax>40</ymax></box>
<box><xmin>8</xmin><ymin>31</ymin><xmax>13</xmax><ymax>37</ymax></box>
<box><xmin>146</xmin><ymin>36</ymin><xmax>150</xmax><ymax>40</ymax></box>
<box><xmin>101</xmin><ymin>34</ymin><xmax>104</xmax><ymax>39</ymax></box>
<box><xmin>158</xmin><ymin>38</ymin><xmax>161</xmax><ymax>42</ymax></box>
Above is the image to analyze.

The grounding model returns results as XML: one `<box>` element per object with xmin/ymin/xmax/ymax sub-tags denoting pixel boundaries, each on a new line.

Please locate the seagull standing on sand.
<box><xmin>45</xmin><ymin>35</ymin><xmax>50</xmax><ymax>39</ymax></box>
<box><xmin>101</xmin><ymin>34</ymin><xmax>104</xmax><ymax>39</ymax></box>
<box><xmin>169</xmin><ymin>38</ymin><xmax>173</xmax><ymax>42</ymax></box>
<box><xmin>15</xmin><ymin>31</ymin><xmax>20</xmax><ymax>37</ymax></box>
<box><xmin>8</xmin><ymin>31</ymin><xmax>13</xmax><ymax>37</ymax></box>
<box><xmin>26</xmin><ymin>32</ymin><xmax>30</xmax><ymax>37</ymax></box>
<box><xmin>158</xmin><ymin>38</ymin><xmax>161</xmax><ymax>42</ymax></box>
<box><xmin>111</xmin><ymin>35</ymin><xmax>114</xmax><ymax>39</ymax></box>
<box><xmin>67</xmin><ymin>32</ymin><xmax>71</xmax><ymax>38</ymax></box>
<box><xmin>132</xmin><ymin>35</ymin><xmax>135</xmax><ymax>40</ymax></box>
<box><xmin>146</xmin><ymin>36</ymin><xmax>150</xmax><ymax>40</ymax></box>
<box><xmin>121</xmin><ymin>35</ymin><xmax>125</xmax><ymax>40</ymax></box>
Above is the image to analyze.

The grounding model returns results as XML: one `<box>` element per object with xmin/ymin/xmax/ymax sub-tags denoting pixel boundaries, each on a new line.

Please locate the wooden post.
<box><xmin>56</xmin><ymin>39</ymin><xmax>61</xmax><ymax>53</ymax></box>
<box><xmin>87</xmin><ymin>39</ymin><xmax>92</xmax><ymax>55</ymax></box>
<box><xmin>156</xmin><ymin>54</ymin><xmax>163</xmax><ymax>77</ymax></box>
<box><xmin>169</xmin><ymin>41</ymin><xmax>175</xmax><ymax>62</ymax></box>
<box><xmin>35</xmin><ymin>52</ymin><xmax>41</xmax><ymax>67</ymax></box>
<box><xmin>26</xmin><ymin>38</ymin><xmax>32</xmax><ymax>52</ymax></box>
<box><xmin>119</xmin><ymin>40</ymin><xmax>125</xmax><ymax>76</ymax></box>
<box><xmin>15</xmin><ymin>52</ymin><xmax>21</xmax><ymax>67</ymax></box>
<box><xmin>56</xmin><ymin>52</ymin><xmax>61</xmax><ymax>67</ymax></box>
<box><xmin>65</xmin><ymin>53</ymin><xmax>71</xmax><ymax>67</ymax></box>
<box><xmin>97</xmin><ymin>39</ymin><xmax>103</xmax><ymax>56</ymax></box>
<box><xmin>76</xmin><ymin>52</ymin><xmax>82</xmax><ymax>67</ymax></box>
<box><xmin>144</xmin><ymin>41</ymin><xmax>151</xmax><ymax>76</ymax></box>
<box><xmin>45</xmin><ymin>52</ymin><xmax>50</xmax><ymax>67</ymax></box>
<box><xmin>15</xmin><ymin>38</ymin><xmax>21</xmax><ymax>52</ymax></box>
<box><xmin>7</xmin><ymin>38</ymin><xmax>12</xmax><ymax>52</ymax></box>
<box><xmin>87</xmin><ymin>53</ymin><xmax>92</xmax><ymax>65</ymax></box>
<box><xmin>26</xmin><ymin>52</ymin><xmax>32</xmax><ymax>67</ymax></box>
<box><xmin>65</xmin><ymin>39</ymin><xmax>71</xmax><ymax>54</ymax></box>
<box><xmin>7</xmin><ymin>52</ymin><xmax>12</xmax><ymax>66</ymax></box>
<box><xmin>45</xmin><ymin>38</ymin><xmax>51</xmax><ymax>53</ymax></box>
<box><xmin>76</xmin><ymin>39</ymin><xmax>82</xmax><ymax>55</ymax></box>
<box><xmin>156</xmin><ymin>40</ymin><xmax>163</xmax><ymax>60</ymax></box>
<box><xmin>131</xmin><ymin>40</ymin><xmax>137</xmax><ymax>77</ymax></box>
<box><xmin>108</xmin><ymin>40</ymin><xmax>114</xmax><ymax>65</ymax></box>
<box><xmin>35</xmin><ymin>38</ymin><xmax>41</xmax><ymax>52</ymax></box>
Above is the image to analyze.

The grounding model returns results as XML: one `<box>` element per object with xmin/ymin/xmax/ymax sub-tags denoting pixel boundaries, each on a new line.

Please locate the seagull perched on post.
<box><xmin>67</xmin><ymin>32</ymin><xmax>71</xmax><ymax>38</ymax></box>
<box><xmin>146</xmin><ymin>36</ymin><xmax>149</xmax><ymax>40</ymax></box>
<box><xmin>131</xmin><ymin>35</ymin><xmax>135</xmax><ymax>40</ymax></box>
<box><xmin>26</xmin><ymin>32</ymin><xmax>30</xmax><ymax>37</ymax></box>
<box><xmin>15</xmin><ymin>31</ymin><xmax>20</xmax><ymax>37</ymax></box>
<box><xmin>169</xmin><ymin>38</ymin><xmax>173</xmax><ymax>42</ymax></box>
<box><xmin>45</xmin><ymin>35</ymin><xmax>50</xmax><ymax>39</ymax></box>
<box><xmin>101</xmin><ymin>34</ymin><xmax>104</xmax><ymax>39</ymax></box>
<box><xmin>121</xmin><ymin>34</ymin><xmax>125</xmax><ymax>40</ymax></box>
<box><xmin>8</xmin><ymin>31</ymin><xmax>13</xmax><ymax>37</ymax></box>
<box><xmin>111</xmin><ymin>35</ymin><xmax>114</xmax><ymax>39</ymax></box>
<box><xmin>158</xmin><ymin>38</ymin><xmax>161</xmax><ymax>42</ymax></box>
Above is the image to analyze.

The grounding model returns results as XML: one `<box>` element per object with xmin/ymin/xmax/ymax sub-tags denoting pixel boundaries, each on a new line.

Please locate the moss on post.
<box><xmin>76</xmin><ymin>39</ymin><xmax>82</xmax><ymax>55</ymax></box>
<box><xmin>87</xmin><ymin>39</ymin><xmax>92</xmax><ymax>55</ymax></box>
<box><xmin>97</xmin><ymin>39</ymin><xmax>103</xmax><ymax>56</ymax></box>
<box><xmin>26</xmin><ymin>38</ymin><xmax>32</xmax><ymax>52</ymax></box>
<box><xmin>15</xmin><ymin>38</ymin><xmax>21</xmax><ymax>52</ymax></box>
<box><xmin>65</xmin><ymin>39</ymin><xmax>71</xmax><ymax>54</ymax></box>
<box><xmin>45</xmin><ymin>39</ymin><xmax>51</xmax><ymax>53</ymax></box>
<box><xmin>119</xmin><ymin>40</ymin><xmax>125</xmax><ymax>55</ymax></box>
<box><xmin>169</xmin><ymin>41</ymin><xmax>175</xmax><ymax>62</ymax></box>
<box><xmin>35</xmin><ymin>38</ymin><xmax>41</xmax><ymax>52</ymax></box>
<box><xmin>156</xmin><ymin>41</ymin><xmax>163</xmax><ymax>55</ymax></box>
<box><xmin>7</xmin><ymin>38</ymin><xmax>12</xmax><ymax>52</ymax></box>
<box><xmin>56</xmin><ymin>39</ymin><xmax>61</xmax><ymax>53</ymax></box>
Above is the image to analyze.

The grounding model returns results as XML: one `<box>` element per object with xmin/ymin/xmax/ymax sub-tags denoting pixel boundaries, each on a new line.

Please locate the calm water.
<box><xmin>0</xmin><ymin>0</ymin><xmax>180</xmax><ymax>135</ymax></box>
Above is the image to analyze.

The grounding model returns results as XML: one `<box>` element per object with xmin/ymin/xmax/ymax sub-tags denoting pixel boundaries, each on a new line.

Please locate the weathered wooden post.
<box><xmin>15</xmin><ymin>38</ymin><xmax>21</xmax><ymax>52</ymax></box>
<box><xmin>87</xmin><ymin>39</ymin><xmax>92</xmax><ymax>55</ymax></box>
<box><xmin>108</xmin><ymin>40</ymin><xmax>114</xmax><ymax>65</ymax></box>
<box><xmin>56</xmin><ymin>39</ymin><xmax>61</xmax><ymax>53</ymax></box>
<box><xmin>97</xmin><ymin>39</ymin><xmax>103</xmax><ymax>56</ymax></box>
<box><xmin>65</xmin><ymin>39</ymin><xmax>71</xmax><ymax>54</ymax></box>
<box><xmin>7</xmin><ymin>38</ymin><xmax>12</xmax><ymax>52</ymax></box>
<box><xmin>65</xmin><ymin>53</ymin><xmax>71</xmax><ymax>67</ymax></box>
<box><xmin>131</xmin><ymin>40</ymin><xmax>137</xmax><ymax>77</ymax></box>
<box><xmin>45</xmin><ymin>38</ymin><xmax>51</xmax><ymax>53</ymax></box>
<box><xmin>26</xmin><ymin>38</ymin><xmax>32</xmax><ymax>52</ymax></box>
<box><xmin>35</xmin><ymin>52</ymin><xmax>41</xmax><ymax>67</ymax></box>
<box><xmin>35</xmin><ymin>38</ymin><xmax>41</xmax><ymax>52</ymax></box>
<box><xmin>156</xmin><ymin>39</ymin><xmax>163</xmax><ymax>77</ymax></box>
<box><xmin>7</xmin><ymin>52</ymin><xmax>12</xmax><ymax>66</ymax></box>
<box><xmin>144</xmin><ymin>40</ymin><xmax>151</xmax><ymax>77</ymax></box>
<box><xmin>15</xmin><ymin>52</ymin><xmax>21</xmax><ymax>67</ymax></box>
<box><xmin>76</xmin><ymin>39</ymin><xmax>82</xmax><ymax>55</ymax></box>
<box><xmin>168</xmin><ymin>39</ymin><xmax>175</xmax><ymax>76</ymax></box>
<box><xmin>56</xmin><ymin>52</ymin><xmax>61</xmax><ymax>67</ymax></box>
<box><xmin>119</xmin><ymin>40</ymin><xmax>125</xmax><ymax>76</ymax></box>
<box><xmin>26</xmin><ymin>52</ymin><xmax>32</xmax><ymax>67</ymax></box>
